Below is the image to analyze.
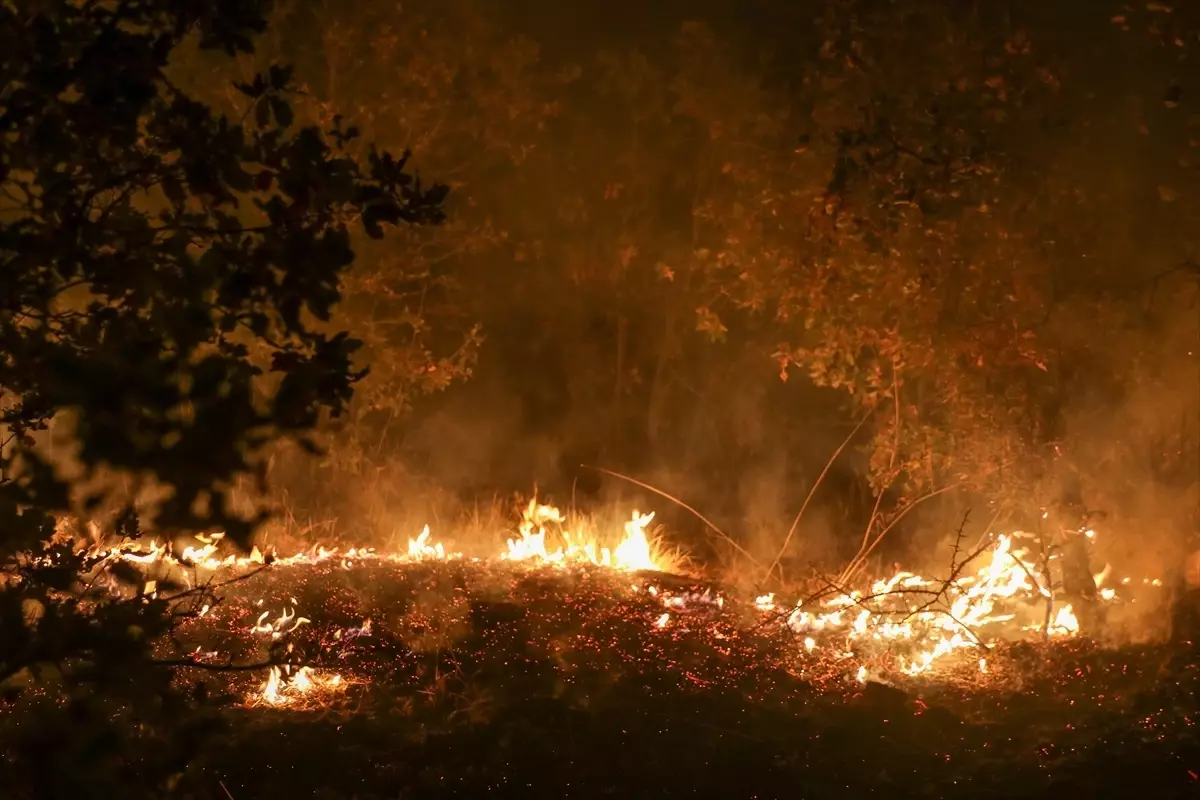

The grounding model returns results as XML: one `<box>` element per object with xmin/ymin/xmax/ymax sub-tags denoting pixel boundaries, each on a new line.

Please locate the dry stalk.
<box><xmin>838</xmin><ymin>482</ymin><xmax>963</xmax><ymax>586</ymax></box>
<box><xmin>1033</xmin><ymin>517</ymin><xmax>1061</xmax><ymax>641</ymax></box>
<box><xmin>838</xmin><ymin>458</ymin><xmax>1015</xmax><ymax>587</ymax></box>
<box><xmin>761</xmin><ymin>408</ymin><xmax>875</xmax><ymax>586</ymax></box>
<box><xmin>580</xmin><ymin>464</ymin><xmax>759</xmax><ymax>568</ymax></box>
<box><xmin>859</xmin><ymin>359</ymin><xmax>903</xmax><ymax>554</ymax></box>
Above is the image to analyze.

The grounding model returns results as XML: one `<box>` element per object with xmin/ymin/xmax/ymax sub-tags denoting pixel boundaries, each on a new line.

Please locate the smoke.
<box><xmin>124</xmin><ymin>0</ymin><xmax>1199</xmax><ymax>628</ymax></box>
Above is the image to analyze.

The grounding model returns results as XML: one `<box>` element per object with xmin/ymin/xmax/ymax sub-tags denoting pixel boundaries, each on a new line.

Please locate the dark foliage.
<box><xmin>0</xmin><ymin>1</ymin><xmax>446</xmax><ymax>796</ymax></box>
<box><xmin>0</xmin><ymin>0</ymin><xmax>446</xmax><ymax>546</ymax></box>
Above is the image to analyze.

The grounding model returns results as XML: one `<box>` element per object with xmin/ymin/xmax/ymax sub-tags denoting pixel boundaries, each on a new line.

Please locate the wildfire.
<box><xmin>104</xmin><ymin>498</ymin><xmax>666</xmax><ymax>579</ymax></box>
<box><xmin>82</xmin><ymin>497</ymin><xmax>1160</xmax><ymax>708</ymax></box>
<box><xmin>253</xmin><ymin>665</ymin><xmax>346</xmax><ymax>708</ymax></box>
<box><xmin>763</xmin><ymin>530</ymin><xmax>1129</xmax><ymax>677</ymax></box>
<box><xmin>503</xmin><ymin>500</ymin><xmax>666</xmax><ymax>571</ymax></box>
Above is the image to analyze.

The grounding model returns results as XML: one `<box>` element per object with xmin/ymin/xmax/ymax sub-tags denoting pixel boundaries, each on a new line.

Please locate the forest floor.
<box><xmin>167</xmin><ymin>558</ymin><xmax>1200</xmax><ymax>799</ymax></box>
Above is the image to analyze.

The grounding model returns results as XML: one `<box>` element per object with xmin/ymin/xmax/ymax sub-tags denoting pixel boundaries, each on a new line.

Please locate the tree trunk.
<box><xmin>645</xmin><ymin>312</ymin><xmax>676</xmax><ymax>450</ymax></box>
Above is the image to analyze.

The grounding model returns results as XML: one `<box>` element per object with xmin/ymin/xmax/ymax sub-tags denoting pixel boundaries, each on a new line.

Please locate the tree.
<box><xmin>681</xmin><ymin>0</ymin><xmax>1199</xmax><ymax>571</ymax></box>
<box><xmin>0</xmin><ymin>0</ymin><xmax>447</xmax><ymax>541</ymax></box>
<box><xmin>160</xmin><ymin>0</ymin><xmax>561</xmax><ymax>525</ymax></box>
<box><xmin>0</xmin><ymin>0</ymin><xmax>446</xmax><ymax>793</ymax></box>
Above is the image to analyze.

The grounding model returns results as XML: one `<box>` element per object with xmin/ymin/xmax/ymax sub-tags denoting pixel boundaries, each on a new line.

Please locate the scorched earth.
<box><xmin>94</xmin><ymin>500</ymin><xmax>1199</xmax><ymax>798</ymax></box>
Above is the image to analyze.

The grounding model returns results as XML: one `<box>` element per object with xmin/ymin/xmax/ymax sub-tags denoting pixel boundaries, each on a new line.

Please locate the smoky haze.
<box><xmin>166</xmin><ymin>0</ymin><xmax>1198</xmax><ymax>596</ymax></box>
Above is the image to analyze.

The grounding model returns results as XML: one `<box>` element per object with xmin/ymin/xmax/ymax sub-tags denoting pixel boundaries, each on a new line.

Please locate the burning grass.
<box><xmin>17</xmin><ymin>498</ymin><xmax>1200</xmax><ymax>796</ymax></box>
<box><xmin>103</xmin><ymin>499</ymin><xmax>1169</xmax><ymax>694</ymax></box>
<box><xmin>174</xmin><ymin>552</ymin><xmax>1197</xmax><ymax>798</ymax></box>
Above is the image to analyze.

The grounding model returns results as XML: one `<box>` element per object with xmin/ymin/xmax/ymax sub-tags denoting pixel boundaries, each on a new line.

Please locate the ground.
<box><xmin>157</xmin><ymin>558</ymin><xmax>1200</xmax><ymax>799</ymax></box>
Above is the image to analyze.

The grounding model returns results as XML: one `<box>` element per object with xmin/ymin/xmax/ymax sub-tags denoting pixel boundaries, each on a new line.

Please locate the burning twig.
<box><xmin>895</xmin><ymin>512</ymin><xmax>995</xmax><ymax>651</ymax></box>
<box><xmin>1032</xmin><ymin>520</ymin><xmax>1059</xmax><ymax>641</ymax></box>
<box><xmin>1006</xmin><ymin>547</ymin><xmax>1048</xmax><ymax>601</ymax></box>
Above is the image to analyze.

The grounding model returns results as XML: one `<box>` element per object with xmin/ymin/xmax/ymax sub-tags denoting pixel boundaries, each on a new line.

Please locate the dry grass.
<box><xmin>226</xmin><ymin>454</ymin><xmax>692</xmax><ymax>575</ymax></box>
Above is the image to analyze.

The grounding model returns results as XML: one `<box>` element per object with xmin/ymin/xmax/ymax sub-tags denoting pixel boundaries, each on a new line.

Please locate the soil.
<box><xmin>166</xmin><ymin>560</ymin><xmax>1200</xmax><ymax>799</ymax></box>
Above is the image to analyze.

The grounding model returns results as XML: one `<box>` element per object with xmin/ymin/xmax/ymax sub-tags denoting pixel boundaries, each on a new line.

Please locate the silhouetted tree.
<box><xmin>0</xmin><ymin>1</ymin><xmax>446</xmax><ymax>794</ymax></box>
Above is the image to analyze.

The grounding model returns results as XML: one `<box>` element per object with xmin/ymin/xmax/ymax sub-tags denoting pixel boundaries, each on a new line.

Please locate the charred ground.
<box><xmin>174</xmin><ymin>559</ymin><xmax>1200</xmax><ymax>799</ymax></box>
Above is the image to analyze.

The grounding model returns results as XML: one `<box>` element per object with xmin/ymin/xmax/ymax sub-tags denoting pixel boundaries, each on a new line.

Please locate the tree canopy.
<box><xmin>0</xmin><ymin>3</ymin><xmax>451</xmax><ymax>791</ymax></box>
<box><xmin>217</xmin><ymin>0</ymin><xmax>1199</xmax><ymax>563</ymax></box>
<box><xmin>0</xmin><ymin>0</ymin><xmax>448</xmax><ymax>549</ymax></box>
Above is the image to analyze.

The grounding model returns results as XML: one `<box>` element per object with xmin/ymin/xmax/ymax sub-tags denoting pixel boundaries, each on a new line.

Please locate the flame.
<box><xmin>407</xmin><ymin>525</ymin><xmax>447</xmax><ymax>560</ymax></box>
<box><xmin>1049</xmin><ymin>604</ymin><xmax>1079</xmax><ymax>636</ymax></box>
<box><xmin>250</xmin><ymin>607</ymin><xmax>310</xmax><ymax>639</ymax></box>
<box><xmin>771</xmin><ymin>530</ymin><xmax>1140</xmax><ymax>677</ymax></box>
<box><xmin>503</xmin><ymin>500</ymin><xmax>667</xmax><ymax>572</ymax></box>
<box><xmin>254</xmin><ymin>665</ymin><xmax>346</xmax><ymax>708</ymax></box>
<box><xmin>79</xmin><ymin>496</ymin><xmax>1163</xmax><ymax>700</ymax></box>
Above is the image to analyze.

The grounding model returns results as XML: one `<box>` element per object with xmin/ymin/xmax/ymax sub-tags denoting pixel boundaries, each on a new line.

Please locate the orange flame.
<box><xmin>503</xmin><ymin>501</ymin><xmax>666</xmax><ymax>572</ymax></box>
<box><xmin>84</xmin><ymin>497</ymin><xmax>1163</xmax><ymax>700</ymax></box>
<box><xmin>253</xmin><ymin>665</ymin><xmax>346</xmax><ymax>708</ymax></box>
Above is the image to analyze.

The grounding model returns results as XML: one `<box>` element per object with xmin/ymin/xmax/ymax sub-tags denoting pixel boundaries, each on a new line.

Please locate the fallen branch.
<box><xmin>160</xmin><ymin>564</ymin><xmax>270</xmax><ymax>604</ymax></box>
<box><xmin>770</xmin><ymin>512</ymin><xmax>1005</xmax><ymax>659</ymax></box>
<box><xmin>773</xmin><ymin>576</ymin><xmax>991</xmax><ymax>655</ymax></box>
